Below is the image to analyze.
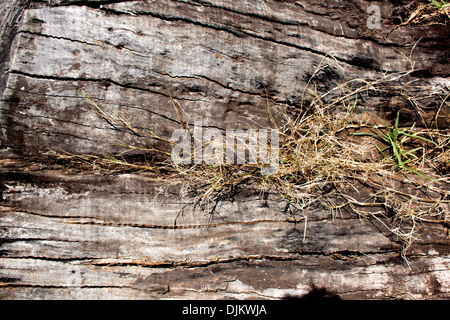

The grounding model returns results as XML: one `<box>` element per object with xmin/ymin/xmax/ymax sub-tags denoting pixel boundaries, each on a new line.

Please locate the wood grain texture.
<box><xmin>0</xmin><ymin>0</ymin><xmax>449</xmax><ymax>300</ymax></box>
<box><xmin>1</xmin><ymin>0</ymin><xmax>449</xmax><ymax>156</ymax></box>
<box><xmin>1</xmin><ymin>154</ymin><xmax>449</xmax><ymax>299</ymax></box>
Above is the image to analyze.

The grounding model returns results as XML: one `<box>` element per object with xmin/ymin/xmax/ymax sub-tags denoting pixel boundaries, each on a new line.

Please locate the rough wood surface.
<box><xmin>1</xmin><ymin>0</ymin><xmax>449</xmax><ymax>156</ymax></box>
<box><xmin>0</xmin><ymin>0</ymin><xmax>449</xmax><ymax>300</ymax></box>
<box><xmin>1</xmin><ymin>155</ymin><xmax>449</xmax><ymax>299</ymax></box>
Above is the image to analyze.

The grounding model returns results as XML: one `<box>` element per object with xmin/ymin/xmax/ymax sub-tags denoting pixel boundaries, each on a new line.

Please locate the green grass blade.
<box><xmin>350</xmin><ymin>132</ymin><xmax>380</xmax><ymax>138</ymax></box>
<box><xmin>387</xmin><ymin>135</ymin><xmax>404</xmax><ymax>168</ymax></box>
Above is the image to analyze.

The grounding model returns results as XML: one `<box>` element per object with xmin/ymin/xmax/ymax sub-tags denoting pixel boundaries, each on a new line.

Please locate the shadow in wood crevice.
<box><xmin>283</xmin><ymin>286</ymin><xmax>341</xmax><ymax>300</ymax></box>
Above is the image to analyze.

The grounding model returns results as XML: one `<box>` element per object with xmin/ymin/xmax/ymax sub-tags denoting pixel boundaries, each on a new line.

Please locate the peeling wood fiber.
<box><xmin>0</xmin><ymin>0</ymin><xmax>449</xmax><ymax>300</ymax></box>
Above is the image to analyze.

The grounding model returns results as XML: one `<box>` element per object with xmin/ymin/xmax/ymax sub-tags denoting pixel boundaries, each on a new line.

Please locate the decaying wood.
<box><xmin>0</xmin><ymin>0</ymin><xmax>449</xmax><ymax>300</ymax></box>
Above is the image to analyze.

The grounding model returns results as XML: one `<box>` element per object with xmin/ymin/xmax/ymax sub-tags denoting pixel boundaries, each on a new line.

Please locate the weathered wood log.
<box><xmin>0</xmin><ymin>0</ymin><xmax>449</xmax><ymax>300</ymax></box>
<box><xmin>1</xmin><ymin>154</ymin><xmax>449</xmax><ymax>299</ymax></box>
<box><xmin>1</xmin><ymin>0</ymin><xmax>449</xmax><ymax>156</ymax></box>
<box><xmin>0</xmin><ymin>0</ymin><xmax>28</xmax><ymax>120</ymax></box>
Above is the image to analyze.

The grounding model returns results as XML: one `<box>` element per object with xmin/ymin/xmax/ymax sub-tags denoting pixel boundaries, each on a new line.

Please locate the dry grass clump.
<box><xmin>398</xmin><ymin>0</ymin><xmax>450</xmax><ymax>25</ymax></box>
<box><xmin>50</xmin><ymin>60</ymin><xmax>450</xmax><ymax>257</ymax></box>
